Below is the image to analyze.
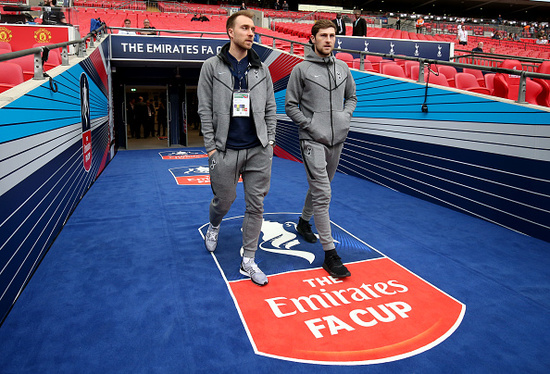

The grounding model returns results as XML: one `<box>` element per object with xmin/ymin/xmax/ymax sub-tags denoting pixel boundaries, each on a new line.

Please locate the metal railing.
<box><xmin>112</xmin><ymin>1</ymin><xmax>146</xmax><ymax>10</ymax></box>
<box><xmin>294</xmin><ymin>10</ymin><xmax>318</xmax><ymax>22</ymax></box>
<box><xmin>2</xmin><ymin>26</ymin><xmax>549</xmax><ymax>105</ymax></box>
<box><xmin>107</xmin><ymin>26</ymin><xmax>227</xmax><ymax>38</ymax></box>
<box><xmin>455</xmin><ymin>49</ymin><xmax>547</xmax><ymax>71</ymax></box>
<box><xmin>0</xmin><ymin>24</ymin><xmax>107</xmax><ymax>82</ymax></box>
<box><xmin>257</xmin><ymin>32</ymin><xmax>550</xmax><ymax>105</ymax></box>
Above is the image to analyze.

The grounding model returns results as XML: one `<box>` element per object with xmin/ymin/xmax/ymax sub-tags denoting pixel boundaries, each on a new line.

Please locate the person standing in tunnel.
<box><xmin>134</xmin><ymin>96</ymin><xmax>148</xmax><ymax>138</ymax></box>
<box><xmin>197</xmin><ymin>10</ymin><xmax>276</xmax><ymax>286</ymax></box>
<box><xmin>285</xmin><ymin>19</ymin><xmax>357</xmax><ymax>278</ymax></box>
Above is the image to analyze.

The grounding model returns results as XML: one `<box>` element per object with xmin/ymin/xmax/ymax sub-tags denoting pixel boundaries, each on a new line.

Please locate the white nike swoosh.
<box><xmin>218</xmin><ymin>72</ymin><xmax>226</xmax><ymax>75</ymax></box>
<box><xmin>313</xmin><ymin>74</ymin><xmax>321</xmax><ymax>78</ymax></box>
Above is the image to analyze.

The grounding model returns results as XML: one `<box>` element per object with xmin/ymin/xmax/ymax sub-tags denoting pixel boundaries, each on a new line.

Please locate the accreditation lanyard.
<box><xmin>231</xmin><ymin>64</ymin><xmax>250</xmax><ymax>118</ymax></box>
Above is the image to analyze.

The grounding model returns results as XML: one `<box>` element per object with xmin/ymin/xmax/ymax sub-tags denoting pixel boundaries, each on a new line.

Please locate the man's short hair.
<box><xmin>226</xmin><ymin>10</ymin><xmax>254</xmax><ymax>34</ymax></box>
<box><xmin>311</xmin><ymin>19</ymin><xmax>336</xmax><ymax>37</ymax></box>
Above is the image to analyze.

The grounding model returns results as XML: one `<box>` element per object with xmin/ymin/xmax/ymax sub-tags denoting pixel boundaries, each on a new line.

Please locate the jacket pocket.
<box><xmin>307</xmin><ymin>111</ymin><xmax>332</xmax><ymax>145</ymax></box>
<box><xmin>212</xmin><ymin>113</ymin><xmax>218</xmax><ymax>131</ymax></box>
<box><xmin>331</xmin><ymin>110</ymin><xmax>352</xmax><ymax>144</ymax></box>
<box><xmin>253</xmin><ymin>110</ymin><xmax>267</xmax><ymax>141</ymax></box>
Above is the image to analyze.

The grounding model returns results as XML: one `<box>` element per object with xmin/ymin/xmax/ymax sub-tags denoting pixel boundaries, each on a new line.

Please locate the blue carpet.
<box><xmin>0</xmin><ymin>148</ymin><xmax>549</xmax><ymax>373</ymax></box>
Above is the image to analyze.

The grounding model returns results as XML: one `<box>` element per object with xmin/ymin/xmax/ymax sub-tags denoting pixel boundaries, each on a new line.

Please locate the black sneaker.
<box><xmin>296</xmin><ymin>217</ymin><xmax>317</xmax><ymax>243</ymax></box>
<box><xmin>323</xmin><ymin>251</ymin><xmax>351</xmax><ymax>278</ymax></box>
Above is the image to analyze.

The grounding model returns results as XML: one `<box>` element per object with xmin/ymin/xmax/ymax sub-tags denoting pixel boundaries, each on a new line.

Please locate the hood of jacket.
<box><xmin>217</xmin><ymin>42</ymin><xmax>262</xmax><ymax>68</ymax></box>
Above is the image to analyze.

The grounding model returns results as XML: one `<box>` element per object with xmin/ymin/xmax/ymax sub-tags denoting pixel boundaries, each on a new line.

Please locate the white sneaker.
<box><xmin>204</xmin><ymin>224</ymin><xmax>219</xmax><ymax>252</ymax></box>
<box><xmin>240</xmin><ymin>257</ymin><xmax>268</xmax><ymax>286</ymax></box>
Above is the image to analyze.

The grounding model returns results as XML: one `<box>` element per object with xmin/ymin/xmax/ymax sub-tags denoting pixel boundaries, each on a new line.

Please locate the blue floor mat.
<box><xmin>1</xmin><ymin>148</ymin><xmax>549</xmax><ymax>373</ymax></box>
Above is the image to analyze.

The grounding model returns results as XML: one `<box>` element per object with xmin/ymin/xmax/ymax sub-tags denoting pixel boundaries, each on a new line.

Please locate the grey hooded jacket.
<box><xmin>197</xmin><ymin>43</ymin><xmax>277</xmax><ymax>153</ymax></box>
<box><xmin>285</xmin><ymin>48</ymin><xmax>357</xmax><ymax>146</ymax></box>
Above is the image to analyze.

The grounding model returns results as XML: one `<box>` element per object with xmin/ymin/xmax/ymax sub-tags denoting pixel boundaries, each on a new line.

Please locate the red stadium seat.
<box><xmin>436</xmin><ymin>65</ymin><xmax>458</xmax><ymax>87</ymax></box>
<box><xmin>494</xmin><ymin>74</ymin><xmax>542</xmax><ymax>105</ymax></box>
<box><xmin>533</xmin><ymin>61</ymin><xmax>550</xmax><ymax>107</ymax></box>
<box><xmin>484</xmin><ymin>73</ymin><xmax>495</xmax><ymax>95</ymax></box>
<box><xmin>352</xmin><ymin>58</ymin><xmax>375</xmax><ymax>72</ymax></box>
<box><xmin>426</xmin><ymin>71</ymin><xmax>450</xmax><ymax>86</ymax></box>
<box><xmin>0</xmin><ymin>41</ymin><xmax>12</xmax><ymax>51</ymax></box>
<box><xmin>462</xmin><ymin>68</ymin><xmax>486</xmax><ymax>87</ymax></box>
<box><xmin>10</xmin><ymin>55</ymin><xmax>37</xmax><ymax>81</ymax></box>
<box><xmin>410</xmin><ymin>65</ymin><xmax>430</xmax><ymax>81</ymax></box>
<box><xmin>455</xmin><ymin>73</ymin><xmax>491</xmax><ymax>94</ymax></box>
<box><xmin>524</xmin><ymin>79</ymin><xmax>543</xmax><ymax>105</ymax></box>
<box><xmin>378</xmin><ymin>60</ymin><xmax>397</xmax><ymax>73</ymax></box>
<box><xmin>335</xmin><ymin>52</ymin><xmax>354</xmax><ymax>68</ymax></box>
<box><xmin>0</xmin><ymin>62</ymin><xmax>25</xmax><ymax>93</ymax></box>
<box><xmin>493</xmin><ymin>60</ymin><xmax>523</xmax><ymax>101</ymax></box>
<box><xmin>404</xmin><ymin>60</ymin><xmax>419</xmax><ymax>78</ymax></box>
<box><xmin>366</xmin><ymin>55</ymin><xmax>383</xmax><ymax>71</ymax></box>
<box><xmin>382</xmin><ymin>63</ymin><xmax>406</xmax><ymax>78</ymax></box>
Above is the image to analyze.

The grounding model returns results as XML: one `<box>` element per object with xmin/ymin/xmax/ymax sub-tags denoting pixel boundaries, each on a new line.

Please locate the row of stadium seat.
<box><xmin>0</xmin><ymin>43</ymin><xmax>63</xmax><ymax>93</ymax></box>
<box><xmin>336</xmin><ymin>53</ymin><xmax>550</xmax><ymax>106</ymax></box>
<box><xmin>2</xmin><ymin>8</ymin><xmax>549</xmax><ymax>107</ymax></box>
<box><xmin>75</xmin><ymin>10</ymin><xmax>229</xmax><ymax>35</ymax></box>
<box><xmin>273</xmin><ymin>21</ymin><xmax>550</xmax><ymax>62</ymax></box>
<box><xmin>73</xmin><ymin>1</ymin><xmax>146</xmax><ymax>10</ymax></box>
<box><xmin>158</xmin><ymin>2</ymin><xmax>227</xmax><ymax>15</ymax></box>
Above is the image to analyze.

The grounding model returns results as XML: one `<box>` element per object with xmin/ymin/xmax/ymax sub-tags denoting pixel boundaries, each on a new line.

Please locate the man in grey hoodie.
<box><xmin>198</xmin><ymin>10</ymin><xmax>276</xmax><ymax>286</ymax></box>
<box><xmin>285</xmin><ymin>19</ymin><xmax>357</xmax><ymax>278</ymax></box>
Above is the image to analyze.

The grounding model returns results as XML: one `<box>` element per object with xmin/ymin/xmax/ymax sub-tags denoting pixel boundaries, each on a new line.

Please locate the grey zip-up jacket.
<box><xmin>285</xmin><ymin>49</ymin><xmax>357</xmax><ymax>146</ymax></box>
<box><xmin>197</xmin><ymin>43</ymin><xmax>277</xmax><ymax>152</ymax></box>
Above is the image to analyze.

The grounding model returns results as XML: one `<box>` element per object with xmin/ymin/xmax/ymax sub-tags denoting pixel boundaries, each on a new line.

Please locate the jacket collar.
<box><xmin>305</xmin><ymin>47</ymin><xmax>335</xmax><ymax>64</ymax></box>
<box><xmin>218</xmin><ymin>42</ymin><xmax>262</xmax><ymax>68</ymax></box>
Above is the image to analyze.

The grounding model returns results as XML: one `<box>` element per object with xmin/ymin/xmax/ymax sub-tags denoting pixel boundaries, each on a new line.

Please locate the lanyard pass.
<box><xmin>232</xmin><ymin>89</ymin><xmax>250</xmax><ymax>117</ymax></box>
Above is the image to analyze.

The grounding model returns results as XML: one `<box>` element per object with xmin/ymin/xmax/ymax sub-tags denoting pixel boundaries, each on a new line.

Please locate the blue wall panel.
<box><xmin>269</xmin><ymin>51</ymin><xmax>550</xmax><ymax>243</ymax></box>
<box><xmin>340</xmin><ymin>131</ymin><xmax>550</xmax><ymax>241</ymax></box>
<box><xmin>0</xmin><ymin>44</ymin><xmax>112</xmax><ymax>324</ymax></box>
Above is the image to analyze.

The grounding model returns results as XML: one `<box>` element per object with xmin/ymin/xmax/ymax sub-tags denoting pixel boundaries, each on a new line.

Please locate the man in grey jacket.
<box><xmin>198</xmin><ymin>10</ymin><xmax>276</xmax><ymax>286</ymax></box>
<box><xmin>285</xmin><ymin>19</ymin><xmax>357</xmax><ymax>278</ymax></box>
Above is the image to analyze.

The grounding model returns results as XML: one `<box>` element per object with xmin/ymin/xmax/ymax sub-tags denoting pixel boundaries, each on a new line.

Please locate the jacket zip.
<box><xmin>325</xmin><ymin>59</ymin><xmax>334</xmax><ymax>146</ymax></box>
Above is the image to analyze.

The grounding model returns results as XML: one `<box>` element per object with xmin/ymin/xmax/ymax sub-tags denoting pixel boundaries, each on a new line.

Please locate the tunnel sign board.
<box><xmin>110</xmin><ymin>35</ymin><xmax>228</xmax><ymax>62</ymax></box>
